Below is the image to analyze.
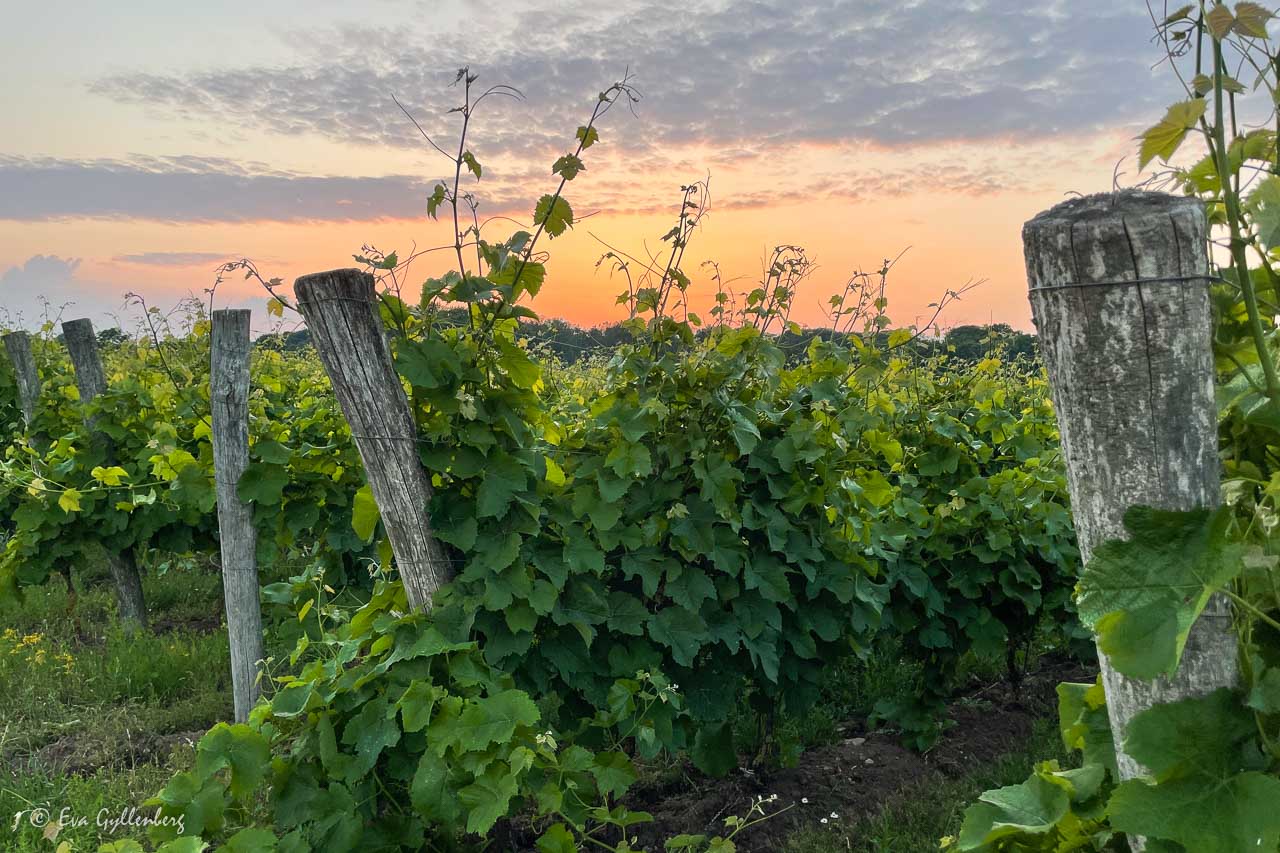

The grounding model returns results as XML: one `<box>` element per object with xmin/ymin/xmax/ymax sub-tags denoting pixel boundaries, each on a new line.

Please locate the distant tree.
<box><xmin>96</xmin><ymin>327</ymin><xmax>128</xmax><ymax>348</ymax></box>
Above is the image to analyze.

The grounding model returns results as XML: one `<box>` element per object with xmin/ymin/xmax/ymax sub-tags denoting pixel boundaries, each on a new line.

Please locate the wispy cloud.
<box><xmin>113</xmin><ymin>251</ymin><xmax>232</xmax><ymax>266</ymax></box>
<box><xmin>0</xmin><ymin>155</ymin><xmax>468</xmax><ymax>223</ymax></box>
<box><xmin>90</xmin><ymin>0</ymin><xmax>1167</xmax><ymax>158</ymax></box>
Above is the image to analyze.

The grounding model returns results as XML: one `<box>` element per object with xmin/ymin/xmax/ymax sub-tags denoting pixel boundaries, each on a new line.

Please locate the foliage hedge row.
<box><xmin>0</xmin><ymin>72</ymin><xmax>1080</xmax><ymax>851</ymax></box>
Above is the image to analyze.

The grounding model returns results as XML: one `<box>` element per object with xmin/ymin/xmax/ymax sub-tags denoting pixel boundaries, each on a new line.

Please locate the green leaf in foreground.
<box><xmin>1138</xmin><ymin>99</ymin><xmax>1208</xmax><ymax>169</ymax></box>
<box><xmin>1057</xmin><ymin>677</ymin><xmax>1118</xmax><ymax>780</ymax></box>
<box><xmin>533</xmin><ymin>194</ymin><xmax>574</xmax><ymax>238</ymax></box>
<box><xmin>956</xmin><ymin>767</ymin><xmax>1069</xmax><ymax>848</ymax></box>
<box><xmin>1108</xmin><ymin>688</ymin><xmax>1280</xmax><ymax>853</ymax></box>
<box><xmin>1074</xmin><ymin>505</ymin><xmax>1242</xmax><ymax>679</ymax></box>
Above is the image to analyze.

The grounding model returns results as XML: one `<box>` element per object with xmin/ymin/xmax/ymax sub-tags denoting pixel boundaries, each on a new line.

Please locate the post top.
<box><xmin>62</xmin><ymin>318</ymin><xmax>95</xmax><ymax>338</ymax></box>
<box><xmin>294</xmin><ymin>268</ymin><xmax>377</xmax><ymax>306</ymax></box>
<box><xmin>1025</xmin><ymin>190</ymin><xmax>1202</xmax><ymax>231</ymax></box>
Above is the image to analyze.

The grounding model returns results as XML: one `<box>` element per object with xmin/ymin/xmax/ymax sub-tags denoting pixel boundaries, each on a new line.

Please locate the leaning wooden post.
<box><xmin>1025</xmin><ymin>192</ymin><xmax>1237</xmax><ymax>798</ymax></box>
<box><xmin>62</xmin><ymin>318</ymin><xmax>148</xmax><ymax>627</ymax></box>
<box><xmin>211</xmin><ymin>309</ymin><xmax>264</xmax><ymax>722</ymax></box>
<box><xmin>3</xmin><ymin>331</ymin><xmax>41</xmax><ymax>427</ymax></box>
<box><xmin>294</xmin><ymin>269</ymin><xmax>453</xmax><ymax>610</ymax></box>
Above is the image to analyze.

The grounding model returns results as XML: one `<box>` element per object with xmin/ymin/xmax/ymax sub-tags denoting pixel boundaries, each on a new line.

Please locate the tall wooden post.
<box><xmin>1024</xmin><ymin>191</ymin><xmax>1237</xmax><ymax>824</ymax></box>
<box><xmin>211</xmin><ymin>309</ymin><xmax>264</xmax><ymax>722</ymax></box>
<box><xmin>62</xmin><ymin>318</ymin><xmax>148</xmax><ymax>627</ymax></box>
<box><xmin>294</xmin><ymin>269</ymin><xmax>453</xmax><ymax>610</ymax></box>
<box><xmin>3</xmin><ymin>331</ymin><xmax>41</xmax><ymax>427</ymax></box>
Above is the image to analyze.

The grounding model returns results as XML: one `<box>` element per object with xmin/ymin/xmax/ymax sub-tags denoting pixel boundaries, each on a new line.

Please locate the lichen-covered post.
<box><xmin>294</xmin><ymin>269</ymin><xmax>454</xmax><ymax>610</ymax></box>
<box><xmin>2</xmin><ymin>331</ymin><xmax>41</xmax><ymax>427</ymax></box>
<box><xmin>1024</xmin><ymin>191</ymin><xmax>1237</xmax><ymax>841</ymax></box>
<box><xmin>61</xmin><ymin>318</ymin><xmax>148</xmax><ymax>627</ymax></box>
<box><xmin>211</xmin><ymin>309</ymin><xmax>264</xmax><ymax>721</ymax></box>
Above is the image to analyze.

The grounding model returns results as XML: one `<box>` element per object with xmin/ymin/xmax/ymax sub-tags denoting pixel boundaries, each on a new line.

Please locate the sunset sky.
<box><xmin>0</xmin><ymin>0</ymin><xmax>1183</xmax><ymax>336</ymax></box>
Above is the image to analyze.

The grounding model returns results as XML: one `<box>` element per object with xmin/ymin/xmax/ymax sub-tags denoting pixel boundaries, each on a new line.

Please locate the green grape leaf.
<box><xmin>1108</xmin><ymin>689</ymin><xmax>1280</xmax><ymax>852</ymax></box>
<box><xmin>194</xmin><ymin>723</ymin><xmax>271</xmax><ymax>801</ymax></box>
<box><xmin>1109</xmin><ymin>774</ymin><xmax>1280</xmax><ymax>852</ymax></box>
<box><xmin>1057</xmin><ymin>678</ymin><xmax>1118</xmax><ymax>780</ymax></box>
<box><xmin>58</xmin><ymin>488</ymin><xmax>81</xmax><ymax>513</ymax></box>
<box><xmin>665</xmin><ymin>567</ymin><xmax>716</xmax><ymax>611</ymax></box>
<box><xmin>427</xmin><ymin>182</ymin><xmax>448</xmax><ymax>219</ymax></box>
<box><xmin>1075</xmin><ymin>506</ymin><xmax>1242</xmax><ymax>679</ymax></box>
<box><xmin>341</xmin><ymin>696</ymin><xmax>401</xmax><ymax>780</ymax></box>
<box><xmin>575</xmin><ymin>125</ymin><xmax>599</xmax><ymax>149</ymax></box>
<box><xmin>648</xmin><ymin>607</ymin><xmax>706</xmax><ymax>666</ymax></box>
<box><xmin>476</xmin><ymin>454</ymin><xmax>528</xmax><ymax>519</ymax></box>
<box><xmin>351</xmin><ymin>484</ymin><xmax>380</xmax><ymax>543</ymax></box>
<box><xmin>1246</xmin><ymin>666</ymin><xmax>1280</xmax><ymax>714</ymax></box>
<box><xmin>1123</xmin><ymin>688</ymin><xmax>1255</xmax><ymax>779</ymax></box>
<box><xmin>236</xmin><ymin>463</ymin><xmax>289</xmax><ymax>506</ymax></box>
<box><xmin>219</xmin><ymin>827</ymin><xmax>278</xmax><ymax>852</ymax></box>
<box><xmin>533</xmin><ymin>195</ymin><xmax>574</xmax><ymax>238</ymax></box>
<box><xmin>544</xmin><ymin>456</ymin><xmax>566</xmax><ymax>486</ymax></box>
<box><xmin>1139</xmin><ymin>99</ymin><xmax>1208</xmax><ymax>169</ymax></box>
<box><xmin>690</xmin><ymin>721</ymin><xmax>737</xmax><ymax>777</ymax></box>
<box><xmin>590</xmin><ymin>751</ymin><xmax>637</xmax><ymax>797</ymax></box>
<box><xmin>956</xmin><ymin>770</ymin><xmax>1070</xmax><ymax>847</ymax></box>
<box><xmin>1206</xmin><ymin>3</ymin><xmax>1236</xmax><ymax>39</ymax></box>
<box><xmin>462</xmin><ymin>151</ymin><xmax>482</xmax><ymax>179</ymax></box>
<box><xmin>252</xmin><ymin>440</ymin><xmax>292</xmax><ymax>464</ymax></box>
<box><xmin>1247</xmin><ymin>175</ymin><xmax>1280</xmax><ymax>250</ymax></box>
<box><xmin>454</xmin><ymin>689</ymin><xmax>540</xmax><ymax>751</ymax></box>
<box><xmin>1235</xmin><ymin>2</ymin><xmax>1273</xmax><ymax>37</ymax></box>
<box><xmin>536</xmin><ymin>823</ymin><xmax>577</xmax><ymax>853</ymax></box>
<box><xmin>396</xmin><ymin>338</ymin><xmax>462</xmax><ymax>390</ymax></box>
<box><xmin>552</xmin><ymin>154</ymin><xmax>586</xmax><ymax>181</ymax></box>
<box><xmin>458</xmin><ymin>763</ymin><xmax>520</xmax><ymax>834</ymax></box>
<box><xmin>411</xmin><ymin>750</ymin><xmax>461</xmax><ymax>825</ymax></box>
<box><xmin>91</xmin><ymin>465</ymin><xmax>129</xmax><ymax>486</ymax></box>
<box><xmin>604</xmin><ymin>591</ymin><xmax>648</xmax><ymax>636</ymax></box>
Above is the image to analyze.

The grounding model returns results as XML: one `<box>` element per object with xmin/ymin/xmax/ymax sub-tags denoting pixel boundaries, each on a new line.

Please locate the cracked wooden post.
<box><xmin>294</xmin><ymin>269</ymin><xmax>453</xmax><ymax>610</ymax></box>
<box><xmin>1025</xmin><ymin>191</ymin><xmax>1237</xmax><ymax>849</ymax></box>
<box><xmin>211</xmin><ymin>309</ymin><xmax>264</xmax><ymax>722</ymax></box>
<box><xmin>62</xmin><ymin>318</ymin><xmax>148</xmax><ymax>627</ymax></box>
<box><xmin>3</xmin><ymin>331</ymin><xmax>40</xmax><ymax>427</ymax></box>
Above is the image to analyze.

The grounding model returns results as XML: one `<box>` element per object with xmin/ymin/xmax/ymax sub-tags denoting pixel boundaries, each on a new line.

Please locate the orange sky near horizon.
<box><xmin>0</xmin><ymin>130</ymin><xmax>1139</xmax><ymax>337</ymax></box>
<box><xmin>0</xmin><ymin>1</ymin><xmax>1181</xmax><ymax>337</ymax></box>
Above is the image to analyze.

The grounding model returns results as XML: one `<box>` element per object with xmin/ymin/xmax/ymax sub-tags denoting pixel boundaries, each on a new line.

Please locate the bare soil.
<box><xmin>498</xmin><ymin>655</ymin><xmax>1094</xmax><ymax>852</ymax></box>
<box><xmin>29</xmin><ymin>729</ymin><xmax>205</xmax><ymax>777</ymax></box>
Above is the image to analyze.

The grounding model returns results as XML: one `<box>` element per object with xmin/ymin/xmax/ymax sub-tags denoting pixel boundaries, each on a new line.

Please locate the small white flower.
<box><xmin>801</xmin><ymin>797</ymin><xmax>809</xmax><ymax>804</ymax></box>
<box><xmin>830</xmin><ymin>812</ymin><xmax>839</xmax><ymax>819</ymax></box>
<box><xmin>820</xmin><ymin>818</ymin><xmax>828</xmax><ymax>825</ymax></box>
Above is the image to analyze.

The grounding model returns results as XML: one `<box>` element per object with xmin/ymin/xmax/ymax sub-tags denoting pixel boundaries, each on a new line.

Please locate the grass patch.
<box><xmin>1</xmin><ymin>752</ymin><xmax>189</xmax><ymax>852</ymax></box>
<box><xmin>0</xmin><ymin>567</ymin><xmax>231</xmax><ymax>850</ymax></box>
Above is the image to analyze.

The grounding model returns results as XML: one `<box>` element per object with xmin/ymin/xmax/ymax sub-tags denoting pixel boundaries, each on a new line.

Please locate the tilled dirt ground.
<box><xmin>498</xmin><ymin>655</ymin><xmax>1095</xmax><ymax>852</ymax></box>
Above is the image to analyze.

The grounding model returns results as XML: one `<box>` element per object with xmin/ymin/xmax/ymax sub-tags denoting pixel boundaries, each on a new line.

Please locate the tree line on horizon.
<box><xmin>248</xmin><ymin>311</ymin><xmax>1040</xmax><ymax>364</ymax></box>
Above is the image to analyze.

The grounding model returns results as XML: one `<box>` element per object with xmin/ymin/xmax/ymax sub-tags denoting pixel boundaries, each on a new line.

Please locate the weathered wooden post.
<box><xmin>1025</xmin><ymin>191</ymin><xmax>1237</xmax><ymax>842</ymax></box>
<box><xmin>294</xmin><ymin>269</ymin><xmax>453</xmax><ymax>610</ymax></box>
<box><xmin>2</xmin><ymin>331</ymin><xmax>41</xmax><ymax>427</ymax></box>
<box><xmin>211</xmin><ymin>309</ymin><xmax>264</xmax><ymax>722</ymax></box>
<box><xmin>62</xmin><ymin>318</ymin><xmax>148</xmax><ymax>627</ymax></box>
